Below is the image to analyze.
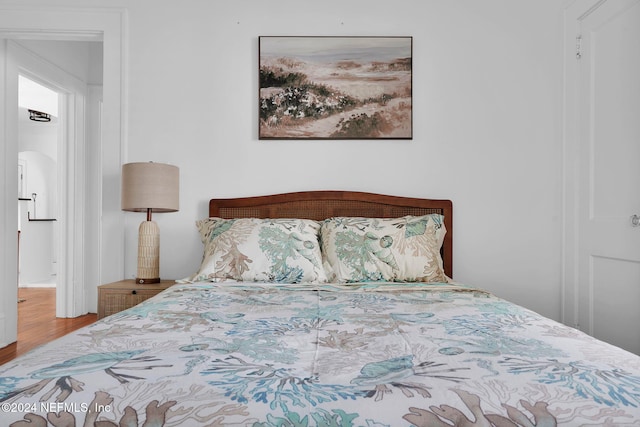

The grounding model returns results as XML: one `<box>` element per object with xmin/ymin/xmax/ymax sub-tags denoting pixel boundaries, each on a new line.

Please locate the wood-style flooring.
<box><xmin>0</xmin><ymin>287</ymin><xmax>96</xmax><ymax>366</ymax></box>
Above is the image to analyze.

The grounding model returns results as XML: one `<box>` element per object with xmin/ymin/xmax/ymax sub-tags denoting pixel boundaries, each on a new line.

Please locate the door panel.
<box><xmin>590</xmin><ymin>2</ymin><xmax>640</xmax><ymax>219</ymax></box>
<box><xmin>577</xmin><ymin>0</ymin><xmax>640</xmax><ymax>354</ymax></box>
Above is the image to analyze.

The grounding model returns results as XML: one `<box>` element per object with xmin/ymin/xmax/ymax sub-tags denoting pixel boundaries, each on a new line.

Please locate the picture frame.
<box><xmin>259</xmin><ymin>36</ymin><xmax>412</xmax><ymax>140</ymax></box>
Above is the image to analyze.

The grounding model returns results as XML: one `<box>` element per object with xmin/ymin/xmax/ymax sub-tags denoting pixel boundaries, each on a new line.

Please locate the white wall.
<box><xmin>1</xmin><ymin>0</ymin><xmax>567</xmax><ymax>320</ymax></box>
<box><xmin>18</xmin><ymin>151</ymin><xmax>56</xmax><ymax>219</ymax></box>
<box><xmin>17</xmin><ymin>151</ymin><xmax>57</xmax><ymax>285</ymax></box>
<box><xmin>18</xmin><ymin>111</ymin><xmax>57</xmax><ymax>161</ymax></box>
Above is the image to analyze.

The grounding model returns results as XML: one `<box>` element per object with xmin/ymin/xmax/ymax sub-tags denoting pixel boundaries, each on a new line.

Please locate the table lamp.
<box><xmin>121</xmin><ymin>162</ymin><xmax>179</xmax><ymax>284</ymax></box>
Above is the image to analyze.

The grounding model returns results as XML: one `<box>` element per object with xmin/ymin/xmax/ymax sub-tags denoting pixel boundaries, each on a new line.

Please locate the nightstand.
<box><xmin>97</xmin><ymin>279</ymin><xmax>175</xmax><ymax>319</ymax></box>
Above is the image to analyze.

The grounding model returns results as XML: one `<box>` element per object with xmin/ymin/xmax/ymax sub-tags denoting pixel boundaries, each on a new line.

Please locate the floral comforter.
<box><xmin>1</xmin><ymin>282</ymin><xmax>640</xmax><ymax>426</ymax></box>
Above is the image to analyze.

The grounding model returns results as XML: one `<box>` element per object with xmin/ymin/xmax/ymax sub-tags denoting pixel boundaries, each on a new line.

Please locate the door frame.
<box><xmin>561</xmin><ymin>0</ymin><xmax>601</xmax><ymax>329</ymax></box>
<box><xmin>0</xmin><ymin>7</ymin><xmax>125</xmax><ymax>347</ymax></box>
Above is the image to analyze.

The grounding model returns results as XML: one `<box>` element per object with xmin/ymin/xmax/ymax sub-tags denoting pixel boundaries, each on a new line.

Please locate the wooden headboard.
<box><xmin>209</xmin><ymin>191</ymin><xmax>453</xmax><ymax>278</ymax></box>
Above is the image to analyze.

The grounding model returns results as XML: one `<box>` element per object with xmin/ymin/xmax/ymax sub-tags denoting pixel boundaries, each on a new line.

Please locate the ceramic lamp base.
<box><xmin>136</xmin><ymin>220</ymin><xmax>160</xmax><ymax>284</ymax></box>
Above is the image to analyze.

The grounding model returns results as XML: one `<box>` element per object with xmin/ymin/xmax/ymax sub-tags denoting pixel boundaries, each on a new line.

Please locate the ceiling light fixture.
<box><xmin>28</xmin><ymin>109</ymin><xmax>51</xmax><ymax>122</ymax></box>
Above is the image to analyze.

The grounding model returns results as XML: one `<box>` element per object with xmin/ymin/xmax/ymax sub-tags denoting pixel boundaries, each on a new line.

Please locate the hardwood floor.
<box><xmin>0</xmin><ymin>288</ymin><xmax>96</xmax><ymax>366</ymax></box>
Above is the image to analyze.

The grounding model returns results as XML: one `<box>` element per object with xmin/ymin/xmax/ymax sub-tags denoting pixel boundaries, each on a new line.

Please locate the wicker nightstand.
<box><xmin>97</xmin><ymin>279</ymin><xmax>175</xmax><ymax>319</ymax></box>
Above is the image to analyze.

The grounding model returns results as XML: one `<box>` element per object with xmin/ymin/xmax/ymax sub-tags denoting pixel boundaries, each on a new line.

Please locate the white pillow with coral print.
<box><xmin>320</xmin><ymin>214</ymin><xmax>448</xmax><ymax>283</ymax></box>
<box><xmin>182</xmin><ymin>217</ymin><xmax>327</xmax><ymax>283</ymax></box>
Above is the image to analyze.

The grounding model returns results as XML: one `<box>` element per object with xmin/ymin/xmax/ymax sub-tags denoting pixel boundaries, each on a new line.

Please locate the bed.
<box><xmin>1</xmin><ymin>190</ymin><xmax>640</xmax><ymax>426</ymax></box>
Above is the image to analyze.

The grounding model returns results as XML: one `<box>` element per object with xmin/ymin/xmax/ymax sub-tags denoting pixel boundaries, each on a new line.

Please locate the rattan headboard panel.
<box><xmin>209</xmin><ymin>191</ymin><xmax>453</xmax><ymax>277</ymax></box>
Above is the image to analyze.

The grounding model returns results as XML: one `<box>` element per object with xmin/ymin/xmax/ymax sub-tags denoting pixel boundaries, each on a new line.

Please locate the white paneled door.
<box><xmin>572</xmin><ymin>0</ymin><xmax>640</xmax><ymax>354</ymax></box>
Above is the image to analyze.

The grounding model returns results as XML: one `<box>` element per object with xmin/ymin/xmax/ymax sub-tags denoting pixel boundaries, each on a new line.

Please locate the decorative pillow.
<box><xmin>183</xmin><ymin>217</ymin><xmax>327</xmax><ymax>283</ymax></box>
<box><xmin>320</xmin><ymin>214</ymin><xmax>448</xmax><ymax>283</ymax></box>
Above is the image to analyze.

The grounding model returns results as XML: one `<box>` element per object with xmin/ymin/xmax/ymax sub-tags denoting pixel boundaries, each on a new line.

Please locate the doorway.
<box><xmin>0</xmin><ymin>7</ymin><xmax>125</xmax><ymax>349</ymax></box>
<box><xmin>18</xmin><ymin>75</ymin><xmax>60</xmax><ymax>290</ymax></box>
<box><xmin>6</xmin><ymin>39</ymin><xmax>98</xmax><ymax>322</ymax></box>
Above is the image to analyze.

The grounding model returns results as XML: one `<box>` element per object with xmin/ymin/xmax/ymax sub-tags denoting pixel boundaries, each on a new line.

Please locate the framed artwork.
<box><xmin>259</xmin><ymin>36</ymin><xmax>412</xmax><ymax>140</ymax></box>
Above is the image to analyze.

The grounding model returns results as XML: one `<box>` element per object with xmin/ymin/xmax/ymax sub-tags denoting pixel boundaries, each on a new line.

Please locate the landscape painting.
<box><xmin>259</xmin><ymin>36</ymin><xmax>412</xmax><ymax>139</ymax></box>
